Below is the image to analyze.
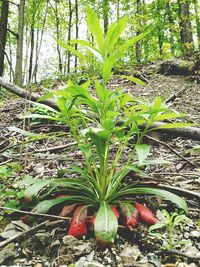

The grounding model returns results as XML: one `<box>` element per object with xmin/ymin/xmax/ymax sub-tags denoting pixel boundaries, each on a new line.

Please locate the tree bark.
<box><xmin>14</xmin><ymin>0</ymin><xmax>25</xmax><ymax>86</ymax></box>
<box><xmin>135</xmin><ymin>0</ymin><xmax>142</xmax><ymax>63</ymax></box>
<box><xmin>103</xmin><ymin>0</ymin><xmax>109</xmax><ymax>34</ymax></box>
<box><xmin>193</xmin><ymin>0</ymin><xmax>200</xmax><ymax>48</ymax></box>
<box><xmin>178</xmin><ymin>0</ymin><xmax>194</xmax><ymax>55</ymax></box>
<box><xmin>28</xmin><ymin>15</ymin><xmax>35</xmax><ymax>83</ymax></box>
<box><xmin>74</xmin><ymin>0</ymin><xmax>78</xmax><ymax>71</ymax></box>
<box><xmin>67</xmin><ymin>0</ymin><xmax>72</xmax><ymax>74</ymax></box>
<box><xmin>0</xmin><ymin>0</ymin><xmax>9</xmax><ymax>77</ymax></box>
<box><xmin>0</xmin><ymin>77</ymin><xmax>58</xmax><ymax>110</ymax></box>
<box><xmin>165</xmin><ymin>0</ymin><xmax>175</xmax><ymax>56</ymax></box>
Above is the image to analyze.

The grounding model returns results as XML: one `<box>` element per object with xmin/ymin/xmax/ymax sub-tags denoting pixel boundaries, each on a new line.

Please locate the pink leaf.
<box><xmin>68</xmin><ymin>205</ymin><xmax>88</xmax><ymax>238</ymax></box>
<box><xmin>135</xmin><ymin>202</ymin><xmax>156</xmax><ymax>225</ymax></box>
<box><xmin>59</xmin><ymin>204</ymin><xmax>77</xmax><ymax>217</ymax></box>
<box><xmin>120</xmin><ymin>202</ymin><xmax>139</xmax><ymax>229</ymax></box>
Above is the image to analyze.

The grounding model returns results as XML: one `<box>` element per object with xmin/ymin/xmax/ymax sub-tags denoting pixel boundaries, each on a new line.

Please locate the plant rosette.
<box><xmin>14</xmin><ymin>6</ymin><xmax>190</xmax><ymax>246</ymax></box>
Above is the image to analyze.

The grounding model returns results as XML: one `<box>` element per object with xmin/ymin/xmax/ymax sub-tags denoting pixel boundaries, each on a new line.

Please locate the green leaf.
<box><xmin>135</xmin><ymin>144</ymin><xmax>150</xmax><ymax>164</ymax></box>
<box><xmin>24</xmin><ymin>179</ymin><xmax>53</xmax><ymax>201</ymax></box>
<box><xmin>119</xmin><ymin>75</ymin><xmax>146</xmax><ymax>86</ymax></box>
<box><xmin>88</xmin><ymin>128</ymin><xmax>109</xmax><ymax>162</ymax></box>
<box><xmin>112</xmin><ymin>187</ymin><xmax>188</xmax><ymax>213</ymax></box>
<box><xmin>106</xmin><ymin>16</ymin><xmax>128</xmax><ymax>53</ymax></box>
<box><xmin>155</xmin><ymin>113</ymin><xmax>186</xmax><ymax>121</ymax></box>
<box><xmin>70</xmin><ymin>39</ymin><xmax>103</xmax><ymax>63</ymax></box>
<box><xmin>94</xmin><ymin>201</ymin><xmax>118</xmax><ymax>246</ymax></box>
<box><xmin>32</xmin><ymin>196</ymin><xmax>72</xmax><ymax>213</ymax></box>
<box><xmin>55</xmin><ymin>38</ymin><xmax>89</xmax><ymax>62</ymax></box>
<box><xmin>152</xmin><ymin>123</ymin><xmax>194</xmax><ymax>130</ymax></box>
<box><xmin>95</xmin><ymin>80</ymin><xmax>108</xmax><ymax>102</ymax></box>
<box><xmin>86</xmin><ymin>6</ymin><xmax>104</xmax><ymax>54</ymax></box>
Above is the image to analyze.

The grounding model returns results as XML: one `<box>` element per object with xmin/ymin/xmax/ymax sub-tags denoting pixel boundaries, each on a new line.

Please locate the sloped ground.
<box><xmin>0</xmin><ymin>64</ymin><xmax>200</xmax><ymax>267</ymax></box>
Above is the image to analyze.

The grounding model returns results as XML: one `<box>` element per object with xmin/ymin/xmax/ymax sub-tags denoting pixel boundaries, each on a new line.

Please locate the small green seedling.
<box><xmin>149</xmin><ymin>210</ymin><xmax>191</xmax><ymax>250</ymax></box>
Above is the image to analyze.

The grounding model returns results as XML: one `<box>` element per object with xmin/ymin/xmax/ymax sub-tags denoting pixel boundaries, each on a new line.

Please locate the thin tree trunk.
<box><xmin>74</xmin><ymin>0</ymin><xmax>78</xmax><ymax>71</ymax></box>
<box><xmin>193</xmin><ymin>0</ymin><xmax>200</xmax><ymax>48</ymax></box>
<box><xmin>14</xmin><ymin>0</ymin><xmax>25</xmax><ymax>86</ymax></box>
<box><xmin>0</xmin><ymin>0</ymin><xmax>9</xmax><ymax>77</ymax></box>
<box><xmin>166</xmin><ymin>0</ymin><xmax>175</xmax><ymax>55</ymax></box>
<box><xmin>178</xmin><ymin>0</ymin><xmax>194</xmax><ymax>55</ymax></box>
<box><xmin>55</xmin><ymin>0</ymin><xmax>62</xmax><ymax>76</ymax></box>
<box><xmin>103</xmin><ymin>0</ymin><xmax>109</xmax><ymax>34</ymax></box>
<box><xmin>135</xmin><ymin>0</ymin><xmax>142</xmax><ymax>63</ymax></box>
<box><xmin>67</xmin><ymin>0</ymin><xmax>72</xmax><ymax>73</ymax></box>
<box><xmin>32</xmin><ymin>0</ymin><xmax>49</xmax><ymax>83</ymax></box>
<box><xmin>28</xmin><ymin>15</ymin><xmax>35</xmax><ymax>83</ymax></box>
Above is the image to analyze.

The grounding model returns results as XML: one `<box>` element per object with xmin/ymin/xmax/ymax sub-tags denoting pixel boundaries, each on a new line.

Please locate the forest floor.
<box><xmin>0</xmin><ymin>60</ymin><xmax>200</xmax><ymax>267</ymax></box>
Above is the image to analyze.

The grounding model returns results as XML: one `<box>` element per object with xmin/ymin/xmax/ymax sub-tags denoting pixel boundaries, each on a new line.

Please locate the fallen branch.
<box><xmin>165</xmin><ymin>85</ymin><xmax>192</xmax><ymax>104</ymax></box>
<box><xmin>145</xmin><ymin>134</ymin><xmax>197</xmax><ymax>168</ymax></box>
<box><xmin>0</xmin><ymin>220</ymin><xmax>49</xmax><ymax>248</ymax></box>
<box><xmin>0</xmin><ymin>206</ymin><xmax>70</xmax><ymax>220</ymax></box>
<box><xmin>34</xmin><ymin>141</ymin><xmax>77</xmax><ymax>153</ymax></box>
<box><xmin>0</xmin><ymin>77</ymin><xmax>58</xmax><ymax>110</ymax></box>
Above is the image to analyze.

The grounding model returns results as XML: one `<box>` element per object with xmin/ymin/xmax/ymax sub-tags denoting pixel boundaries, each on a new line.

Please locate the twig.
<box><xmin>0</xmin><ymin>206</ymin><xmax>71</xmax><ymax>220</ymax></box>
<box><xmin>0</xmin><ymin>220</ymin><xmax>49</xmax><ymax>248</ymax></box>
<box><xmin>155</xmin><ymin>249</ymin><xmax>200</xmax><ymax>260</ymax></box>
<box><xmin>145</xmin><ymin>135</ymin><xmax>197</xmax><ymax>168</ymax></box>
<box><xmin>150</xmin><ymin>172</ymin><xmax>200</xmax><ymax>177</ymax></box>
<box><xmin>34</xmin><ymin>141</ymin><xmax>77</xmax><ymax>153</ymax></box>
<box><xmin>165</xmin><ymin>85</ymin><xmax>192</xmax><ymax>104</ymax></box>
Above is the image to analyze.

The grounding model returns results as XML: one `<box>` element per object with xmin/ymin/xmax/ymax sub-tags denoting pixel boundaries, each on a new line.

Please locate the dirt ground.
<box><xmin>0</xmin><ymin>62</ymin><xmax>200</xmax><ymax>267</ymax></box>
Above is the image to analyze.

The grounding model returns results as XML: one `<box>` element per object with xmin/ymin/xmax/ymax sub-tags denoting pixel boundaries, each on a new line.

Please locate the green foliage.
<box><xmin>149</xmin><ymin>210</ymin><xmax>191</xmax><ymax>250</ymax></box>
<box><xmin>16</xmin><ymin>7</ymin><xmax>190</xmax><ymax>246</ymax></box>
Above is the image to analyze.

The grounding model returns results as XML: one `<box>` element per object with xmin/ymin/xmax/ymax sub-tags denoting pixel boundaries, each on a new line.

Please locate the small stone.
<box><xmin>63</xmin><ymin>235</ymin><xmax>78</xmax><ymax>245</ymax></box>
<box><xmin>0</xmin><ymin>243</ymin><xmax>16</xmax><ymax>265</ymax></box>
<box><xmin>34</xmin><ymin>263</ymin><xmax>43</xmax><ymax>267</ymax></box>
<box><xmin>83</xmin><ymin>262</ymin><xmax>104</xmax><ymax>267</ymax></box>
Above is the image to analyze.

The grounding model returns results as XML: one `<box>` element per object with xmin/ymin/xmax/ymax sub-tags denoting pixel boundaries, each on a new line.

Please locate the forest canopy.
<box><xmin>0</xmin><ymin>0</ymin><xmax>199</xmax><ymax>85</ymax></box>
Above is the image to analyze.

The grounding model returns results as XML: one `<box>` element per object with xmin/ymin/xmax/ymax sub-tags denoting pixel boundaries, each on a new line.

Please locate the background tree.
<box><xmin>0</xmin><ymin>0</ymin><xmax>9</xmax><ymax>77</ymax></box>
<box><xmin>14</xmin><ymin>0</ymin><xmax>25</xmax><ymax>86</ymax></box>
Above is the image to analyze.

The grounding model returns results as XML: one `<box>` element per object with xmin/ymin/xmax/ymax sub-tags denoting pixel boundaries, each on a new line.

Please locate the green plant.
<box><xmin>149</xmin><ymin>210</ymin><xmax>191</xmax><ymax>250</ymax></box>
<box><xmin>17</xmin><ymin>6</ymin><xmax>190</xmax><ymax>246</ymax></box>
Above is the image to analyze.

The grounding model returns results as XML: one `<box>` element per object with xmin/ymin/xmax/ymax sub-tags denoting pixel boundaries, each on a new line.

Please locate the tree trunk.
<box><xmin>193</xmin><ymin>0</ymin><xmax>200</xmax><ymax>48</ymax></box>
<box><xmin>178</xmin><ymin>0</ymin><xmax>194</xmax><ymax>55</ymax></box>
<box><xmin>74</xmin><ymin>0</ymin><xmax>78</xmax><ymax>71</ymax></box>
<box><xmin>28</xmin><ymin>15</ymin><xmax>35</xmax><ymax>83</ymax></box>
<box><xmin>135</xmin><ymin>0</ymin><xmax>142</xmax><ymax>63</ymax></box>
<box><xmin>165</xmin><ymin>0</ymin><xmax>175</xmax><ymax>55</ymax></box>
<box><xmin>32</xmin><ymin>0</ymin><xmax>49</xmax><ymax>83</ymax></box>
<box><xmin>14</xmin><ymin>0</ymin><xmax>25</xmax><ymax>86</ymax></box>
<box><xmin>54</xmin><ymin>0</ymin><xmax>62</xmax><ymax>76</ymax></box>
<box><xmin>103</xmin><ymin>0</ymin><xmax>109</xmax><ymax>34</ymax></box>
<box><xmin>67</xmin><ymin>0</ymin><xmax>72</xmax><ymax>74</ymax></box>
<box><xmin>0</xmin><ymin>0</ymin><xmax>9</xmax><ymax>77</ymax></box>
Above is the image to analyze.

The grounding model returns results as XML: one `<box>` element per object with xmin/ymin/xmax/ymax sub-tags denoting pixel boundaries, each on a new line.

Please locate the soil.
<box><xmin>0</xmin><ymin>61</ymin><xmax>200</xmax><ymax>267</ymax></box>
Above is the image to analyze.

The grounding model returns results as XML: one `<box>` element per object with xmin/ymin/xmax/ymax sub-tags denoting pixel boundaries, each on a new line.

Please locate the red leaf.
<box><xmin>59</xmin><ymin>204</ymin><xmax>77</xmax><ymax>217</ymax></box>
<box><xmin>68</xmin><ymin>205</ymin><xmax>88</xmax><ymax>238</ymax></box>
<box><xmin>135</xmin><ymin>202</ymin><xmax>156</xmax><ymax>225</ymax></box>
<box><xmin>110</xmin><ymin>205</ymin><xmax>119</xmax><ymax>218</ymax></box>
<box><xmin>120</xmin><ymin>202</ymin><xmax>139</xmax><ymax>229</ymax></box>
